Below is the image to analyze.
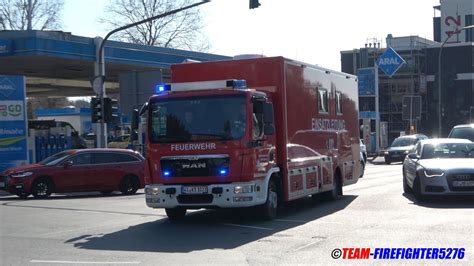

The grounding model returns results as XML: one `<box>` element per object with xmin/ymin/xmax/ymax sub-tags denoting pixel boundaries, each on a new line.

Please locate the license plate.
<box><xmin>0</xmin><ymin>181</ymin><xmax>5</xmax><ymax>188</ymax></box>
<box><xmin>452</xmin><ymin>181</ymin><xmax>474</xmax><ymax>187</ymax></box>
<box><xmin>182</xmin><ymin>186</ymin><xmax>208</xmax><ymax>194</ymax></box>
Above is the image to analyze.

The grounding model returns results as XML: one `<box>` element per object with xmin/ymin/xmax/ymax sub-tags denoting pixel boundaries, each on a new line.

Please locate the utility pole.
<box><xmin>94</xmin><ymin>0</ymin><xmax>210</xmax><ymax>147</ymax></box>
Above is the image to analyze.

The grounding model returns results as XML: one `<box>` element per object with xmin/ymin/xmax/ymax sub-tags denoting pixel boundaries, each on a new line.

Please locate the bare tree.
<box><xmin>0</xmin><ymin>0</ymin><xmax>64</xmax><ymax>30</ymax></box>
<box><xmin>100</xmin><ymin>0</ymin><xmax>209</xmax><ymax>51</ymax></box>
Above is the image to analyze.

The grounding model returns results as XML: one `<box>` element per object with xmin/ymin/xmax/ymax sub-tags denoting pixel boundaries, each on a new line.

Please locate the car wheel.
<box><xmin>119</xmin><ymin>175</ymin><xmax>139</xmax><ymax>195</ymax></box>
<box><xmin>165</xmin><ymin>208</ymin><xmax>187</xmax><ymax>220</ymax></box>
<box><xmin>385</xmin><ymin>157</ymin><xmax>391</xmax><ymax>164</ymax></box>
<box><xmin>257</xmin><ymin>179</ymin><xmax>279</xmax><ymax>220</ymax></box>
<box><xmin>359</xmin><ymin>160</ymin><xmax>365</xmax><ymax>178</ymax></box>
<box><xmin>16</xmin><ymin>193</ymin><xmax>30</xmax><ymax>199</ymax></box>
<box><xmin>412</xmin><ymin>176</ymin><xmax>425</xmax><ymax>202</ymax></box>
<box><xmin>402</xmin><ymin>168</ymin><xmax>410</xmax><ymax>193</ymax></box>
<box><xmin>323</xmin><ymin>172</ymin><xmax>343</xmax><ymax>201</ymax></box>
<box><xmin>32</xmin><ymin>178</ymin><xmax>53</xmax><ymax>199</ymax></box>
<box><xmin>100</xmin><ymin>190</ymin><xmax>113</xmax><ymax>195</ymax></box>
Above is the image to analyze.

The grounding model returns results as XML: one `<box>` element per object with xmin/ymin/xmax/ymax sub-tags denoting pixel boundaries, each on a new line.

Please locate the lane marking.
<box><xmin>30</xmin><ymin>260</ymin><xmax>140</xmax><ymax>264</ymax></box>
<box><xmin>221</xmin><ymin>223</ymin><xmax>273</xmax><ymax>231</ymax></box>
<box><xmin>294</xmin><ymin>240</ymin><xmax>321</xmax><ymax>251</ymax></box>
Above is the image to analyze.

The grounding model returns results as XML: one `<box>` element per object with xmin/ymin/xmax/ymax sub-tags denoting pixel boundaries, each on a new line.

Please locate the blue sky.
<box><xmin>62</xmin><ymin>0</ymin><xmax>441</xmax><ymax>71</ymax></box>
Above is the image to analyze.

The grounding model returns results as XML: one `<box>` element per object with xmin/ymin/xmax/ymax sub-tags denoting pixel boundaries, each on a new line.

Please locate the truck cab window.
<box><xmin>252</xmin><ymin>101</ymin><xmax>264</xmax><ymax>140</ymax></box>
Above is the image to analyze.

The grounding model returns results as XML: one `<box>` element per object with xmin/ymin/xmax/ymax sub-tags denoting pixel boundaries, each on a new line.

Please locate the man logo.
<box><xmin>182</xmin><ymin>162</ymin><xmax>206</xmax><ymax>169</ymax></box>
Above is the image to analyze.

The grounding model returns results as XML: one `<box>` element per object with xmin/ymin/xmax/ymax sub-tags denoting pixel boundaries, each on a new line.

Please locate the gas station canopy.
<box><xmin>0</xmin><ymin>30</ymin><xmax>230</xmax><ymax>97</ymax></box>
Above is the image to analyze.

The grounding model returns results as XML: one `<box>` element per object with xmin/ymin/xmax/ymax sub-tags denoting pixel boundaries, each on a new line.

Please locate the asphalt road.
<box><xmin>1</xmin><ymin>160</ymin><xmax>473</xmax><ymax>265</ymax></box>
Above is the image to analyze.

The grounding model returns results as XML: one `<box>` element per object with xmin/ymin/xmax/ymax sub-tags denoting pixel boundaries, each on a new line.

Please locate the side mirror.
<box><xmin>131</xmin><ymin>109</ymin><xmax>139</xmax><ymax>131</ymax></box>
<box><xmin>263</xmin><ymin>102</ymin><xmax>273</xmax><ymax>124</ymax></box>
<box><xmin>264</xmin><ymin>124</ymin><xmax>275</xmax><ymax>135</ymax></box>
<box><xmin>407</xmin><ymin>153</ymin><xmax>419</xmax><ymax>160</ymax></box>
<box><xmin>139</xmin><ymin>102</ymin><xmax>148</xmax><ymax>116</ymax></box>
<box><xmin>63</xmin><ymin>160</ymin><xmax>73</xmax><ymax>168</ymax></box>
<box><xmin>131</xmin><ymin>130</ymin><xmax>138</xmax><ymax>141</ymax></box>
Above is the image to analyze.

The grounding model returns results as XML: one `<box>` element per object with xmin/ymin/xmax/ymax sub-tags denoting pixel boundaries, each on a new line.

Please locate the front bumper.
<box><xmin>0</xmin><ymin>175</ymin><xmax>30</xmax><ymax>195</ymax></box>
<box><xmin>420</xmin><ymin>174</ymin><xmax>474</xmax><ymax>196</ymax></box>
<box><xmin>145</xmin><ymin>180</ymin><xmax>268</xmax><ymax>209</ymax></box>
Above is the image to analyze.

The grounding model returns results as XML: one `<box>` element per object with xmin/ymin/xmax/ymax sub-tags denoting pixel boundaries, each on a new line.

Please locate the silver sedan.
<box><xmin>402</xmin><ymin>138</ymin><xmax>474</xmax><ymax>200</ymax></box>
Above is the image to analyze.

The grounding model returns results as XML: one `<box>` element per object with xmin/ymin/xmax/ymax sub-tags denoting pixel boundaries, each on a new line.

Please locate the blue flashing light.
<box><xmin>163</xmin><ymin>171</ymin><xmax>170</xmax><ymax>177</ymax></box>
<box><xmin>155</xmin><ymin>84</ymin><xmax>171</xmax><ymax>94</ymax></box>
<box><xmin>226</xmin><ymin>79</ymin><xmax>247</xmax><ymax>88</ymax></box>
<box><xmin>219</xmin><ymin>169</ymin><xmax>228</xmax><ymax>175</ymax></box>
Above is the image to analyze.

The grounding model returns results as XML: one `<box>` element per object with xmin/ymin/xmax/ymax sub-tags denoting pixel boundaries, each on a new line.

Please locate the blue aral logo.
<box><xmin>0</xmin><ymin>77</ymin><xmax>16</xmax><ymax>98</ymax></box>
<box><xmin>377</xmin><ymin>47</ymin><xmax>406</xmax><ymax>77</ymax></box>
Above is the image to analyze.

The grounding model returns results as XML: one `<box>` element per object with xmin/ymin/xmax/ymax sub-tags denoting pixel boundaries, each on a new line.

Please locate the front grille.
<box><xmin>177</xmin><ymin>194</ymin><xmax>213</xmax><ymax>204</ymax></box>
<box><xmin>161</xmin><ymin>155</ymin><xmax>229</xmax><ymax>177</ymax></box>
<box><xmin>447</xmin><ymin>174</ymin><xmax>474</xmax><ymax>192</ymax></box>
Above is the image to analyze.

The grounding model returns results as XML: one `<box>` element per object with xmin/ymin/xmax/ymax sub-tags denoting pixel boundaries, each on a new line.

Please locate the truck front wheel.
<box><xmin>165</xmin><ymin>208</ymin><xmax>187</xmax><ymax>220</ymax></box>
<box><xmin>258</xmin><ymin>179</ymin><xmax>278</xmax><ymax>220</ymax></box>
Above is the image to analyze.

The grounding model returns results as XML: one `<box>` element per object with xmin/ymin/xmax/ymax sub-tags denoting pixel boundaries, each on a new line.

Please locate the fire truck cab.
<box><xmin>141</xmin><ymin>57</ymin><xmax>360</xmax><ymax>220</ymax></box>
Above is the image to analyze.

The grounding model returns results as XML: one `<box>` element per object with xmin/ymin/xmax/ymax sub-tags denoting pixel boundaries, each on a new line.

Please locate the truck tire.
<box><xmin>258</xmin><ymin>179</ymin><xmax>278</xmax><ymax>220</ymax></box>
<box><xmin>32</xmin><ymin>178</ymin><xmax>53</xmax><ymax>199</ymax></box>
<box><xmin>165</xmin><ymin>208</ymin><xmax>187</xmax><ymax>220</ymax></box>
<box><xmin>323</xmin><ymin>173</ymin><xmax>342</xmax><ymax>201</ymax></box>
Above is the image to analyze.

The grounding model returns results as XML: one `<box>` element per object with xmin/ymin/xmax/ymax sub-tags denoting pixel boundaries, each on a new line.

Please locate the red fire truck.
<box><xmin>141</xmin><ymin>57</ymin><xmax>360</xmax><ymax>220</ymax></box>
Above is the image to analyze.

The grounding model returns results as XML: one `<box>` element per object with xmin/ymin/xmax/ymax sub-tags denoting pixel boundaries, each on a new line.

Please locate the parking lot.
<box><xmin>1</xmin><ymin>160</ymin><xmax>473</xmax><ymax>265</ymax></box>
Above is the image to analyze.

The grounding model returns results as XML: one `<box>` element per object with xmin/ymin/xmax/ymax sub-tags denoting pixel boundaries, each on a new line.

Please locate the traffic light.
<box><xmin>90</xmin><ymin>97</ymin><xmax>102</xmax><ymax>123</ymax></box>
<box><xmin>249</xmin><ymin>0</ymin><xmax>260</xmax><ymax>9</ymax></box>
<box><xmin>104</xmin><ymin>97</ymin><xmax>119</xmax><ymax>123</ymax></box>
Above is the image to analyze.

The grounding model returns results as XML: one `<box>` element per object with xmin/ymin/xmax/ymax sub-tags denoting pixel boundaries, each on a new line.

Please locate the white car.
<box><xmin>402</xmin><ymin>138</ymin><xmax>474</xmax><ymax>200</ymax></box>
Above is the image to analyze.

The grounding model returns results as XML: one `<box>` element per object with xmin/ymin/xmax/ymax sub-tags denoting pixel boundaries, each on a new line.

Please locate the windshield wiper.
<box><xmin>190</xmin><ymin>133</ymin><xmax>233</xmax><ymax>140</ymax></box>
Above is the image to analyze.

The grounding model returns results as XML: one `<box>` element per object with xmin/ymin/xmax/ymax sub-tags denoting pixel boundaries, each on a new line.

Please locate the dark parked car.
<box><xmin>0</xmin><ymin>149</ymin><xmax>145</xmax><ymax>199</ymax></box>
<box><xmin>384</xmin><ymin>134</ymin><xmax>428</xmax><ymax>164</ymax></box>
<box><xmin>403</xmin><ymin>138</ymin><xmax>474</xmax><ymax>200</ymax></box>
<box><xmin>448</xmin><ymin>124</ymin><xmax>474</xmax><ymax>141</ymax></box>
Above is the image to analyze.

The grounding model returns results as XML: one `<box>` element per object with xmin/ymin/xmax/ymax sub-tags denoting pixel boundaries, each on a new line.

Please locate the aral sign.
<box><xmin>377</xmin><ymin>47</ymin><xmax>406</xmax><ymax>78</ymax></box>
<box><xmin>0</xmin><ymin>76</ymin><xmax>28</xmax><ymax>173</ymax></box>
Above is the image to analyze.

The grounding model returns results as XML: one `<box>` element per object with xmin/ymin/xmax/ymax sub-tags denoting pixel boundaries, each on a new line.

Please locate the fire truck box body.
<box><xmin>144</xmin><ymin>56</ymin><xmax>360</xmax><ymax>217</ymax></box>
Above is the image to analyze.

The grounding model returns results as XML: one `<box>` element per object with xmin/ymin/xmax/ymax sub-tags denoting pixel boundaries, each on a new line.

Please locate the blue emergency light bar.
<box><xmin>156</xmin><ymin>79</ymin><xmax>247</xmax><ymax>94</ymax></box>
<box><xmin>155</xmin><ymin>84</ymin><xmax>171</xmax><ymax>93</ymax></box>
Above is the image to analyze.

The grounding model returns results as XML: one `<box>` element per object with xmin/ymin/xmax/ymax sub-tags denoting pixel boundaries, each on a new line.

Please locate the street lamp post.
<box><xmin>95</xmin><ymin>0</ymin><xmax>210</xmax><ymax>147</ymax></box>
<box><xmin>437</xmin><ymin>25</ymin><xmax>474</xmax><ymax>137</ymax></box>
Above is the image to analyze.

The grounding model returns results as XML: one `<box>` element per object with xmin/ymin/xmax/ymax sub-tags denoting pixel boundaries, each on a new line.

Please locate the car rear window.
<box><xmin>391</xmin><ymin>138</ymin><xmax>417</xmax><ymax>147</ymax></box>
<box><xmin>448</xmin><ymin>127</ymin><xmax>474</xmax><ymax>141</ymax></box>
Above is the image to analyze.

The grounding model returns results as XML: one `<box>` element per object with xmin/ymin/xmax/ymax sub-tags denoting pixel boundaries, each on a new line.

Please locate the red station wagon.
<box><xmin>0</xmin><ymin>149</ymin><xmax>145</xmax><ymax>199</ymax></box>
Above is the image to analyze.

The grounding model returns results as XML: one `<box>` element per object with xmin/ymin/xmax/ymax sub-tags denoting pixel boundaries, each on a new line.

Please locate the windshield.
<box><xmin>38</xmin><ymin>151</ymin><xmax>71</xmax><ymax>166</ymax></box>
<box><xmin>422</xmin><ymin>143</ymin><xmax>474</xmax><ymax>159</ymax></box>
<box><xmin>391</xmin><ymin>138</ymin><xmax>417</xmax><ymax>147</ymax></box>
<box><xmin>449</xmin><ymin>127</ymin><xmax>474</xmax><ymax>141</ymax></box>
<box><xmin>149</xmin><ymin>95</ymin><xmax>247</xmax><ymax>143</ymax></box>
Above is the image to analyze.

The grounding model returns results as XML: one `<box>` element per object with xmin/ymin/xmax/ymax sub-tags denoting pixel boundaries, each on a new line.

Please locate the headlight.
<box><xmin>10</xmin><ymin>171</ymin><xmax>33</xmax><ymax>178</ymax></box>
<box><xmin>423</xmin><ymin>169</ymin><xmax>444</xmax><ymax>178</ymax></box>
<box><xmin>404</xmin><ymin>150</ymin><xmax>410</xmax><ymax>154</ymax></box>
<box><xmin>234</xmin><ymin>185</ymin><xmax>254</xmax><ymax>194</ymax></box>
<box><xmin>384</xmin><ymin>151</ymin><xmax>389</xmax><ymax>155</ymax></box>
<box><xmin>145</xmin><ymin>187</ymin><xmax>160</xmax><ymax>195</ymax></box>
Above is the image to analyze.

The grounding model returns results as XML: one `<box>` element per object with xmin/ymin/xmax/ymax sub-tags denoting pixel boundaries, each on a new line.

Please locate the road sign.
<box><xmin>357</xmin><ymin>67</ymin><xmax>376</xmax><ymax>96</ymax></box>
<box><xmin>377</xmin><ymin>47</ymin><xmax>406</xmax><ymax>77</ymax></box>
